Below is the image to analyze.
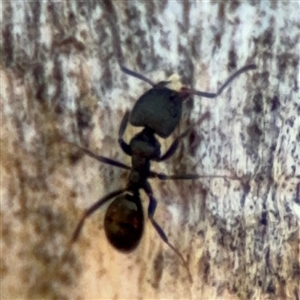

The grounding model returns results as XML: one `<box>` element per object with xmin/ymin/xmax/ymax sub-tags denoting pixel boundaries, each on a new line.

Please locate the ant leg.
<box><xmin>144</xmin><ymin>183</ymin><xmax>193</xmax><ymax>283</ymax></box>
<box><xmin>70</xmin><ymin>188</ymin><xmax>127</xmax><ymax>244</ymax></box>
<box><xmin>150</xmin><ymin>171</ymin><xmax>236</xmax><ymax>180</ymax></box>
<box><xmin>65</xmin><ymin>141</ymin><xmax>131</xmax><ymax>170</ymax></box>
<box><xmin>121</xmin><ymin>66</ymin><xmax>155</xmax><ymax>86</ymax></box>
<box><xmin>191</xmin><ymin>64</ymin><xmax>256</xmax><ymax>98</ymax></box>
<box><xmin>157</xmin><ymin>111</ymin><xmax>210</xmax><ymax>161</ymax></box>
<box><xmin>118</xmin><ymin>111</ymin><xmax>132</xmax><ymax>155</ymax></box>
<box><xmin>58</xmin><ymin>188</ymin><xmax>126</xmax><ymax>269</ymax></box>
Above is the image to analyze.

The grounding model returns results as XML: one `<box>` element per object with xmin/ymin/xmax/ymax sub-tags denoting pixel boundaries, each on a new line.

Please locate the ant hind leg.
<box><xmin>144</xmin><ymin>183</ymin><xmax>193</xmax><ymax>283</ymax></box>
<box><xmin>70</xmin><ymin>188</ymin><xmax>126</xmax><ymax>244</ymax></box>
<box><xmin>59</xmin><ymin>188</ymin><xmax>127</xmax><ymax>268</ymax></box>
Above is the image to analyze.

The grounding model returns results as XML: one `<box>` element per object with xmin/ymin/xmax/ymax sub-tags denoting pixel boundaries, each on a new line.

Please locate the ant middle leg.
<box><xmin>65</xmin><ymin>141</ymin><xmax>131</xmax><ymax>170</ymax></box>
<box><xmin>144</xmin><ymin>183</ymin><xmax>193</xmax><ymax>283</ymax></box>
<box><xmin>150</xmin><ymin>171</ymin><xmax>236</xmax><ymax>180</ymax></box>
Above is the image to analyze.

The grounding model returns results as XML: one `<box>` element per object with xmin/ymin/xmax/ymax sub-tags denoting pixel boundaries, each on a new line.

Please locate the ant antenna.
<box><xmin>190</xmin><ymin>64</ymin><xmax>257</xmax><ymax>98</ymax></box>
<box><xmin>121</xmin><ymin>64</ymin><xmax>257</xmax><ymax>99</ymax></box>
<box><xmin>121</xmin><ymin>66</ymin><xmax>155</xmax><ymax>86</ymax></box>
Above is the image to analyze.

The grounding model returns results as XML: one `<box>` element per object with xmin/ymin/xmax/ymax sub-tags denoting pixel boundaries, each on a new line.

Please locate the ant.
<box><xmin>66</xmin><ymin>63</ymin><xmax>256</xmax><ymax>283</ymax></box>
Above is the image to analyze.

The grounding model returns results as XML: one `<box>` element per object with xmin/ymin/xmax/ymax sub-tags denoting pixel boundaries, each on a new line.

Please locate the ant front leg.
<box><xmin>144</xmin><ymin>183</ymin><xmax>193</xmax><ymax>283</ymax></box>
<box><xmin>118</xmin><ymin>110</ymin><xmax>132</xmax><ymax>155</ymax></box>
<box><xmin>157</xmin><ymin>111</ymin><xmax>210</xmax><ymax>161</ymax></box>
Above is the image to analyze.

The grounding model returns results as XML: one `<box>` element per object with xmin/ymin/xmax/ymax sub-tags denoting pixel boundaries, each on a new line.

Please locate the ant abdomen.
<box><xmin>104</xmin><ymin>192</ymin><xmax>144</xmax><ymax>252</ymax></box>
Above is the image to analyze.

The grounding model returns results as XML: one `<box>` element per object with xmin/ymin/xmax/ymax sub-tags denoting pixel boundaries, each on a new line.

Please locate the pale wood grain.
<box><xmin>1</xmin><ymin>1</ymin><xmax>299</xmax><ymax>299</ymax></box>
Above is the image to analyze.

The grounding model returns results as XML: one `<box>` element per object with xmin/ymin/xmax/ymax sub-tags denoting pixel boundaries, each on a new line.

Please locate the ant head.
<box><xmin>104</xmin><ymin>192</ymin><xmax>144</xmax><ymax>252</ymax></box>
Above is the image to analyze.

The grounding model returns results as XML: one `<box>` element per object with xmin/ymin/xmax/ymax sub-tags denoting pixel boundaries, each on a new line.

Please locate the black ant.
<box><xmin>66</xmin><ymin>63</ymin><xmax>256</xmax><ymax>283</ymax></box>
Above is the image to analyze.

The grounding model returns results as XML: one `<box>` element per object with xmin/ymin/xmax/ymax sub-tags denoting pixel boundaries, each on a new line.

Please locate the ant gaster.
<box><xmin>67</xmin><ymin>63</ymin><xmax>256</xmax><ymax>283</ymax></box>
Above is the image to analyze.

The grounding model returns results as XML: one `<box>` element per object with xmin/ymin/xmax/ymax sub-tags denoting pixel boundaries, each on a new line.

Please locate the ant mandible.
<box><xmin>66</xmin><ymin>63</ymin><xmax>256</xmax><ymax>283</ymax></box>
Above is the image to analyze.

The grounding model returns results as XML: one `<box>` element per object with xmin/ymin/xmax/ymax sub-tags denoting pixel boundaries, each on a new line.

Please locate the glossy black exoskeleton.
<box><xmin>122</xmin><ymin>64</ymin><xmax>256</xmax><ymax>138</ymax></box>
<box><xmin>130</xmin><ymin>81</ymin><xmax>183</xmax><ymax>138</ymax></box>
<box><xmin>104</xmin><ymin>192</ymin><xmax>144</xmax><ymax>251</ymax></box>
<box><xmin>67</xmin><ymin>63</ymin><xmax>256</xmax><ymax>283</ymax></box>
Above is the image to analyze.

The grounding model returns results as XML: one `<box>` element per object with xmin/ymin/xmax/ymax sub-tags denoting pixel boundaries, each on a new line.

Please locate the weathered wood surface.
<box><xmin>1</xmin><ymin>1</ymin><xmax>299</xmax><ymax>299</ymax></box>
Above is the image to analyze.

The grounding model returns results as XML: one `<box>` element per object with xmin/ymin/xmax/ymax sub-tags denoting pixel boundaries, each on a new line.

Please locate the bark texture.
<box><xmin>1</xmin><ymin>1</ymin><xmax>299</xmax><ymax>299</ymax></box>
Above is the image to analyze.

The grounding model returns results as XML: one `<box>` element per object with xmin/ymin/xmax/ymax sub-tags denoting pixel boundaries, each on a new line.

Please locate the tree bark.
<box><xmin>1</xmin><ymin>1</ymin><xmax>299</xmax><ymax>299</ymax></box>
